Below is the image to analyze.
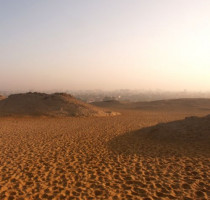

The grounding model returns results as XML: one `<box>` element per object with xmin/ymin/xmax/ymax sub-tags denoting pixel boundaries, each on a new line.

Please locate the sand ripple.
<box><xmin>0</xmin><ymin>111</ymin><xmax>209</xmax><ymax>199</ymax></box>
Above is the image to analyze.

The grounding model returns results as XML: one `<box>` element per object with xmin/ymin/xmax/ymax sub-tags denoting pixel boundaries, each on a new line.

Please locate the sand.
<box><xmin>92</xmin><ymin>98</ymin><xmax>210</xmax><ymax>111</ymax></box>
<box><xmin>0</xmin><ymin>101</ymin><xmax>210</xmax><ymax>199</ymax></box>
<box><xmin>0</xmin><ymin>93</ymin><xmax>119</xmax><ymax>117</ymax></box>
<box><xmin>0</xmin><ymin>95</ymin><xmax>5</xmax><ymax>100</ymax></box>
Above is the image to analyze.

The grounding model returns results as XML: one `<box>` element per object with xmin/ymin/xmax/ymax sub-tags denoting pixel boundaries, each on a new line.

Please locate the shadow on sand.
<box><xmin>108</xmin><ymin>115</ymin><xmax>210</xmax><ymax>157</ymax></box>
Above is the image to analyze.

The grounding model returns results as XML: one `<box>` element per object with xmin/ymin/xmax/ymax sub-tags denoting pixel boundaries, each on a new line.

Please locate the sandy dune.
<box><xmin>0</xmin><ymin>95</ymin><xmax>5</xmax><ymax>100</ymax></box>
<box><xmin>131</xmin><ymin>98</ymin><xmax>210</xmax><ymax>111</ymax></box>
<box><xmin>0</xmin><ymin>99</ymin><xmax>210</xmax><ymax>199</ymax></box>
<box><xmin>92</xmin><ymin>98</ymin><xmax>210</xmax><ymax>112</ymax></box>
<box><xmin>109</xmin><ymin>114</ymin><xmax>210</xmax><ymax>157</ymax></box>
<box><xmin>0</xmin><ymin>92</ymin><xmax>118</xmax><ymax>117</ymax></box>
<box><xmin>92</xmin><ymin>100</ymin><xmax>122</xmax><ymax>107</ymax></box>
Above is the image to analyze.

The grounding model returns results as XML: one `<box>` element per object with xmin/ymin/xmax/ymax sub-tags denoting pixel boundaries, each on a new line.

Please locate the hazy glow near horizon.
<box><xmin>1</xmin><ymin>0</ymin><xmax>210</xmax><ymax>91</ymax></box>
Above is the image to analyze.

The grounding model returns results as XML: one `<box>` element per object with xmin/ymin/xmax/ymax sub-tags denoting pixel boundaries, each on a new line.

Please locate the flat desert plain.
<box><xmin>0</xmin><ymin>100</ymin><xmax>210</xmax><ymax>199</ymax></box>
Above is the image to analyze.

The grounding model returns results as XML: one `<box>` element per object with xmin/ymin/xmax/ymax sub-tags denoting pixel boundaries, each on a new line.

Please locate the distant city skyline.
<box><xmin>1</xmin><ymin>0</ymin><xmax>210</xmax><ymax>91</ymax></box>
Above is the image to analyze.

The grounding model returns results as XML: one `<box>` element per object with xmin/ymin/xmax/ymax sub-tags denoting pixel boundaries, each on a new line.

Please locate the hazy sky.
<box><xmin>1</xmin><ymin>0</ymin><xmax>210</xmax><ymax>91</ymax></box>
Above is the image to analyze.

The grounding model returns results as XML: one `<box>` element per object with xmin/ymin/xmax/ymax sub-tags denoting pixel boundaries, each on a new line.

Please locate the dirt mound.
<box><xmin>0</xmin><ymin>92</ymin><xmax>119</xmax><ymax>117</ymax></box>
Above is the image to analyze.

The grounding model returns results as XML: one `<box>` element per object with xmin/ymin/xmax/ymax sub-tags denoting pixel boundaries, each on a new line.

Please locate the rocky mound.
<box><xmin>0</xmin><ymin>92</ymin><xmax>119</xmax><ymax>117</ymax></box>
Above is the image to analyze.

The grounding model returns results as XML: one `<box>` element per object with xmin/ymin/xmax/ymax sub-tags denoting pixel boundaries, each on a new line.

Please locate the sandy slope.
<box><xmin>0</xmin><ymin>93</ymin><xmax>118</xmax><ymax>117</ymax></box>
<box><xmin>92</xmin><ymin>98</ymin><xmax>210</xmax><ymax>111</ymax></box>
<box><xmin>0</xmin><ymin>105</ymin><xmax>210</xmax><ymax>199</ymax></box>
<box><xmin>0</xmin><ymin>95</ymin><xmax>5</xmax><ymax>100</ymax></box>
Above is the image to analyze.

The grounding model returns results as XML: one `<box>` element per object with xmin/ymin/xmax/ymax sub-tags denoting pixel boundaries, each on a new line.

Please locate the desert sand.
<box><xmin>0</xmin><ymin>97</ymin><xmax>210</xmax><ymax>199</ymax></box>
<box><xmin>0</xmin><ymin>95</ymin><xmax>5</xmax><ymax>100</ymax></box>
<box><xmin>0</xmin><ymin>93</ymin><xmax>118</xmax><ymax>117</ymax></box>
<box><xmin>92</xmin><ymin>98</ymin><xmax>210</xmax><ymax>111</ymax></box>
